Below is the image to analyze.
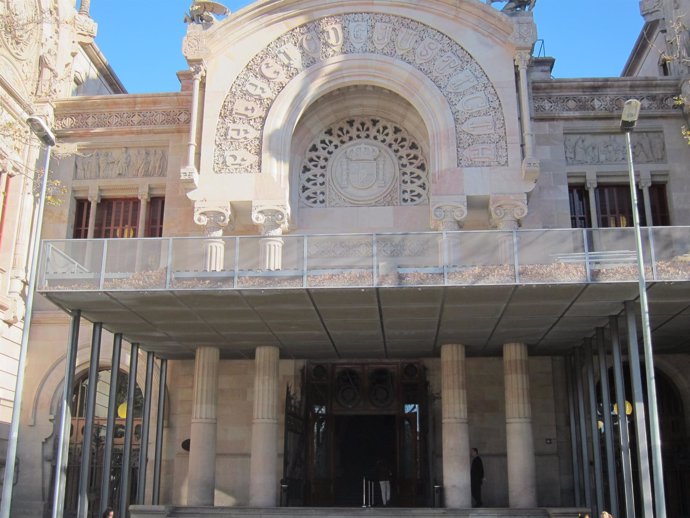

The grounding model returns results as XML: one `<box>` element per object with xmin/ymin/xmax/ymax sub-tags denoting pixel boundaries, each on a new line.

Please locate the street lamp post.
<box><xmin>0</xmin><ymin>116</ymin><xmax>56</xmax><ymax>518</ymax></box>
<box><xmin>620</xmin><ymin>99</ymin><xmax>666</xmax><ymax>518</ymax></box>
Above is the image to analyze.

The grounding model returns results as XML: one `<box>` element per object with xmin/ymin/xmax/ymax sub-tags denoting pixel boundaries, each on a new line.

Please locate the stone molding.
<box><xmin>430</xmin><ymin>196</ymin><xmax>468</xmax><ymax>231</ymax></box>
<box><xmin>193</xmin><ymin>201</ymin><xmax>233</xmax><ymax>237</ymax></box>
<box><xmin>251</xmin><ymin>203</ymin><xmax>290</xmax><ymax>236</ymax></box>
<box><xmin>489</xmin><ymin>193</ymin><xmax>528</xmax><ymax>230</ymax></box>
<box><xmin>214</xmin><ymin>12</ymin><xmax>508</xmax><ymax>174</ymax></box>
<box><xmin>55</xmin><ymin>109</ymin><xmax>192</xmax><ymax>131</ymax></box>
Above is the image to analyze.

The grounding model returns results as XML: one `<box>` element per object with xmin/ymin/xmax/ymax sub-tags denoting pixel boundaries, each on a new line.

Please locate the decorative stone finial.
<box><xmin>184</xmin><ymin>1</ymin><xmax>229</xmax><ymax>25</ymax></box>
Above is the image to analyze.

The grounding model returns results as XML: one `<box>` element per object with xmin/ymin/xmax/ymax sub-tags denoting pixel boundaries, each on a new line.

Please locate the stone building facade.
<box><xmin>3</xmin><ymin>1</ymin><xmax>690</xmax><ymax>518</ymax></box>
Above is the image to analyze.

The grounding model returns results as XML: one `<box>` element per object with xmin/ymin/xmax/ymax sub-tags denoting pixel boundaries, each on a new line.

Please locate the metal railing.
<box><xmin>37</xmin><ymin>227</ymin><xmax>690</xmax><ymax>291</ymax></box>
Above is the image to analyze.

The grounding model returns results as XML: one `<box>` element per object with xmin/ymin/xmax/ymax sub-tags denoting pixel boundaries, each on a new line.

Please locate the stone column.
<box><xmin>431</xmin><ymin>196</ymin><xmax>468</xmax><ymax>267</ymax></box>
<box><xmin>187</xmin><ymin>347</ymin><xmax>220</xmax><ymax>506</ymax></box>
<box><xmin>136</xmin><ymin>187</ymin><xmax>149</xmax><ymax>238</ymax></box>
<box><xmin>249</xmin><ymin>346</ymin><xmax>280</xmax><ymax>507</ymax></box>
<box><xmin>489</xmin><ymin>194</ymin><xmax>528</xmax><ymax>231</ymax></box>
<box><xmin>251</xmin><ymin>203</ymin><xmax>289</xmax><ymax>271</ymax></box>
<box><xmin>194</xmin><ymin>203</ymin><xmax>232</xmax><ymax>272</ymax></box>
<box><xmin>514</xmin><ymin>50</ymin><xmax>540</xmax><ymax>182</ymax></box>
<box><xmin>586</xmin><ymin>176</ymin><xmax>599</xmax><ymax>228</ymax></box>
<box><xmin>639</xmin><ymin>176</ymin><xmax>654</xmax><ymax>226</ymax></box>
<box><xmin>503</xmin><ymin>342</ymin><xmax>537</xmax><ymax>508</ymax></box>
<box><xmin>86</xmin><ymin>189</ymin><xmax>100</xmax><ymax>238</ymax></box>
<box><xmin>441</xmin><ymin>343</ymin><xmax>471</xmax><ymax>508</ymax></box>
<box><xmin>181</xmin><ymin>64</ymin><xmax>205</xmax><ymax>185</ymax></box>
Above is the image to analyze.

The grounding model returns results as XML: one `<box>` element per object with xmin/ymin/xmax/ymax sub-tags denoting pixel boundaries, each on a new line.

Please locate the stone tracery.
<box><xmin>214</xmin><ymin>13</ymin><xmax>507</xmax><ymax>175</ymax></box>
<box><xmin>300</xmin><ymin>116</ymin><xmax>428</xmax><ymax>208</ymax></box>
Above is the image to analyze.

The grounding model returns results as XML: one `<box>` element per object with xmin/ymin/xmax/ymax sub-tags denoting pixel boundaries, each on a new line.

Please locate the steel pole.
<box><xmin>100</xmin><ymin>333</ymin><xmax>122</xmax><ymax>514</ymax></box>
<box><xmin>584</xmin><ymin>338</ymin><xmax>604</xmax><ymax>518</ymax></box>
<box><xmin>118</xmin><ymin>343</ymin><xmax>139</xmax><ymax>516</ymax></box>
<box><xmin>0</xmin><ymin>142</ymin><xmax>53</xmax><ymax>518</ymax></box>
<box><xmin>152</xmin><ymin>359</ymin><xmax>167</xmax><ymax>504</ymax></box>
<box><xmin>77</xmin><ymin>323</ymin><xmax>103</xmax><ymax>518</ymax></box>
<box><xmin>596</xmin><ymin>327</ymin><xmax>618</xmax><ymax>517</ymax></box>
<box><xmin>624</xmin><ymin>130</ymin><xmax>666</xmax><ymax>518</ymax></box>
<box><xmin>610</xmin><ymin>316</ymin><xmax>635</xmax><ymax>518</ymax></box>
<box><xmin>565</xmin><ymin>355</ymin><xmax>582</xmax><ymax>506</ymax></box>
<box><xmin>574</xmin><ymin>348</ymin><xmax>592</xmax><ymax>509</ymax></box>
<box><xmin>136</xmin><ymin>352</ymin><xmax>155</xmax><ymax>504</ymax></box>
<box><xmin>51</xmin><ymin>310</ymin><xmax>81</xmax><ymax>518</ymax></box>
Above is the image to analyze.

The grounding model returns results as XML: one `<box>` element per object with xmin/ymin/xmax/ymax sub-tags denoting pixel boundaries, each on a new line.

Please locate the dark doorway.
<box><xmin>333</xmin><ymin>415</ymin><xmax>395</xmax><ymax>506</ymax></box>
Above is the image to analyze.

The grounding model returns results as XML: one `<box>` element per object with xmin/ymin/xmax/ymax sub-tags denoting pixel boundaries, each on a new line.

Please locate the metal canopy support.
<box><xmin>152</xmin><ymin>358</ymin><xmax>168</xmax><ymax>505</ymax></box>
<box><xmin>625</xmin><ymin>301</ymin><xmax>654</xmax><ymax>518</ymax></box>
<box><xmin>51</xmin><ymin>310</ymin><xmax>81</xmax><ymax>518</ymax></box>
<box><xmin>77</xmin><ymin>322</ymin><xmax>103</xmax><ymax>518</ymax></box>
<box><xmin>565</xmin><ymin>354</ymin><xmax>582</xmax><ymax>506</ymax></box>
<box><xmin>100</xmin><ymin>333</ymin><xmax>122</xmax><ymax>515</ymax></box>
<box><xmin>574</xmin><ymin>348</ymin><xmax>592</xmax><ymax>510</ymax></box>
<box><xmin>596</xmin><ymin>327</ymin><xmax>619</xmax><ymax>517</ymax></box>
<box><xmin>584</xmin><ymin>338</ymin><xmax>604</xmax><ymax>518</ymax></box>
<box><xmin>610</xmin><ymin>316</ymin><xmax>636</xmax><ymax>518</ymax></box>
<box><xmin>136</xmin><ymin>352</ymin><xmax>155</xmax><ymax>504</ymax></box>
<box><xmin>119</xmin><ymin>343</ymin><xmax>139</xmax><ymax>517</ymax></box>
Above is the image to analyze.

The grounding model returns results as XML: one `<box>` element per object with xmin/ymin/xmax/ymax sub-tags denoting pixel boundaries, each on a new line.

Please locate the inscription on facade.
<box><xmin>215</xmin><ymin>13</ymin><xmax>507</xmax><ymax>174</ymax></box>
<box><xmin>74</xmin><ymin>148</ymin><xmax>168</xmax><ymax>179</ymax></box>
<box><xmin>564</xmin><ymin>132</ymin><xmax>666</xmax><ymax>165</ymax></box>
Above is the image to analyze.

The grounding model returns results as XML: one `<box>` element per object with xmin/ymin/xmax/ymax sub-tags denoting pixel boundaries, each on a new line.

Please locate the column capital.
<box><xmin>431</xmin><ymin>196</ymin><xmax>468</xmax><ymax>231</ymax></box>
<box><xmin>251</xmin><ymin>202</ymin><xmax>290</xmax><ymax>236</ymax></box>
<box><xmin>138</xmin><ymin>185</ymin><xmax>150</xmax><ymax>202</ymax></box>
<box><xmin>489</xmin><ymin>194</ymin><xmax>528</xmax><ymax>230</ymax></box>
<box><xmin>514</xmin><ymin>50</ymin><xmax>532</xmax><ymax>69</ymax></box>
<box><xmin>87</xmin><ymin>186</ymin><xmax>101</xmax><ymax>204</ymax></box>
<box><xmin>190</xmin><ymin>63</ymin><xmax>207</xmax><ymax>80</ymax></box>
<box><xmin>194</xmin><ymin>201</ymin><xmax>233</xmax><ymax>237</ymax></box>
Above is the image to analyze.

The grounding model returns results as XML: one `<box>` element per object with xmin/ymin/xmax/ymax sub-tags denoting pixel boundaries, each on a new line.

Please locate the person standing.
<box><xmin>470</xmin><ymin>448</ymin><xmax>484</xmax><ymax>507</ymax></box>
<box><xmin>375</xmin><ymin>458</ymin><xmax>392</xmax><ymax>506</ymax></box>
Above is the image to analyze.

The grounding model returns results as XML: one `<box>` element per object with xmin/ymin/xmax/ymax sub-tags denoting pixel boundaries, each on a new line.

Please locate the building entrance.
<box><xmin>288</xmin><ymin>361</ymin><xmax>430</xmax><ymax>507</ymax></box>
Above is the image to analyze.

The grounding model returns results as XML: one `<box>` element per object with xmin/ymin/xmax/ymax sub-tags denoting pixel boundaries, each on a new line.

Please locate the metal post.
<box><xmin>596</xmin><ymin>327</ymin><xmax>618</xmax><ymax>517</ymax></box>
<box><xmin>100</xmin><ymin>333</ymin><xmax>122</xmax><ymax>515</ymax></box>
<box><xmin>77</xmin><ymin>322</ymin><xmax>103</xmax><ymax>518</ymax></box>
<box><xmin>51</xmin><ymin>310</ymin><xmax>81</xmax><ymax>518</ymax></box>
<box><xmin>119</xmin><ymin>343</ymin><xmax>139</xmax><ymax>517</ymax></box>
<box><xmin>565</xmin><ymin>354</ymin><xmax>582</xmax><ymax>506</ymax></box>
<box><xmin>584</xmin><ymin>338</ymin><xmax>604</xmax><ymax>518</ymax></box>
<box><xmin>136</xmin><ymin>351</ymin><xmax>155</xmax><ymax>504</ymax></box>
<box><xmin>152</xmin><ymin>358</ymin><xmax>167</xmax><ymax>504</ymax></box>
<box><xmin>574</xmin><ymin>348</ymin><xmax>592</xmax><ymax>509</ymax></box>
<box><xmin>624</xmin><ymin>125</ymin><xmax>666</xmax><ymax>518</ymax></box>
<box><xmin>610</xmin><ymin>316</ymin><xmax>635</xmax><ymax>518</ymax></box>
<box><xmin>625</xmin><ymin>301</ymin><xmax>654</xmax><ymax>518</ymax></box>
<box><xmin>0</xmin><ymin>128</ymin><xmax>54</xmax><ymax>518</ymax></box>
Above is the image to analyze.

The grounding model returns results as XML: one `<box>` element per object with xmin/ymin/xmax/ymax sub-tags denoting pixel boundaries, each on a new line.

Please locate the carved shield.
<box><xmin>395</xmin><ymin>28</ymin><xmax>417</xmax><ymax>54</ymax></box>
<box><xmin>323</xmin><ymin>24</ymin><xmax>344</xmax><ymax>49</ymax></box>
<box><xmin>243</xmin><ymin>77</ymin><xmax>272</xmax><ymax>100</ymax></box>
<box><xmin>347</xmin><ymin>160</ymin><xmax>378</xmax><ymax>190</ymax></box>
<box><xmin>259</xmin><ymin>58</ymin><xmax>284</xmax><ymax>81</ymax></box>
<box><xmin>226</xmin><ymin>124</ymin><xmax>259</xmax><ymax>141</ymax></box>
<box><xmin>461</xmin><ymin>116</ymin><xmax>495</xmax><ymax>135</ymax></box>
<box><xmin>225</xmin><ymin>149</ymin><xmax>258</xmax><ymax>168</ymax></box>
<box><xmin>433</xmin><ymin>52</ymin><xmax>462</xmax><ymax>76</ymax></box>
<box><xmin>232</xmin><ymin>99</ymin><xmax>264</xmax><ymax>119</ymax></box>
<box><xmin>463</xmin><ymin>144</ymin><xmax>496</xmax><ymax>162</ymax></box>
<box><xmin>349</xmin><ymin>21</ymin><xmax>368</xmax><ymax>49</ymax></box>
<box><xmin>275</xmin><ymin>44</ymin><xmax>303</xmax><ymax>70</ymax></box>
<box><xmin>415</xmin><ymin>38</ymin><xmax>441</xmax><ymax>64</ymax></box>
<box><xmin>373</xmin><ymin>22</ymin><xmax>393</xmax><ymax>50</ymax></box>
<box><xmin>446</xmin><ymin>70</ymin><xmax>478</xmax><ymax>93</ymax></box>
<box><xmin>300</xmin><ymin>32</ymin><xmax>321</xmax><ymax>58</ymax></box>
<box><xmin>458</xmin><ymin>92</ymin><xmax>489</xmax><ymax>113</ymax></box>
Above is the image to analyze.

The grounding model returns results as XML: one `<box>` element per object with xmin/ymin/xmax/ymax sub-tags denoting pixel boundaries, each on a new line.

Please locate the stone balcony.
<box><xmin>35</xmin><ymin>228</ymin><xmax>690</xmax><ymax>359</ymax></box>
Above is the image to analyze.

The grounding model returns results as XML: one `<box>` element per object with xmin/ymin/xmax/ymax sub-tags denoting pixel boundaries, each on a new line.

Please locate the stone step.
<box><xmin>130</xmin><ymin>506</ymin><xmax>588</xmax><ymax>518</ymax></box>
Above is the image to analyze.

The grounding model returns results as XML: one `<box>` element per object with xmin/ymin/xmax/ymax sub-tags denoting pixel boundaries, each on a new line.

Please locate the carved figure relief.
<box><xmin>214</xmin><ymin>13</ymin><xmax>507</xmax><ymax>174</ymax></box>
<box><xmin>564</xmin><ymin>132</ymin><xmax>666</xmax><ymax>165</ymax></box>
<box><xmin>0</xmin><ymin>0</ymin><xmax>39</xmax><ymax>60</ymax></box>
<box><xmin>300</xmin><ymin>117</ymin><xmax>428</xmax><ymax>208</ymax></box>
<box><xmin>74</xmin><ymin>148</ymin><xmax>168</xmax><ymax>179</ymax></box>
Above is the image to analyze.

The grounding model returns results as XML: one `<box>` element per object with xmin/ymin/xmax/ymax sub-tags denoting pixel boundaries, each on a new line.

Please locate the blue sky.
<box><xmin>90</xmin><ymin>0</ymin><xmax>644</xmax><ymax>94</ymax></box>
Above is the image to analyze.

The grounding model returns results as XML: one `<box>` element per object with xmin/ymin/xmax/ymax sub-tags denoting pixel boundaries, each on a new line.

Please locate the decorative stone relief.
<box><xmin>509</xmin><ymin>13</ymin><xmax>537</xmax><ymax>49</ymax></box>
<box><xmin>251</xmin><ymin>203</ymin><xmax>290</xmax><ymax>235</ymax></box>
<box><xmin>74</xmin><ymin>148</ymin><xmax>168</xmax><ymax>179</ymax></box>
<box><xmin>564</xmin><ymin>132</ymin><xmax>666</xmax><ymax>165</ymax></box>
<box><xmin>0</xmin><ymin>0</ymin><xmax>39</xmax><ymax>61</ymax></box>
<box><xmin>214</xmin><ymin>13</ymin><xmax>507</xmax><ymax>174</ymax></box>
<box><xmin>533</xmin><ymin>94</ymin><xmax>676</xmax><ymax>114</ymax></box>
<box><xmin>55</xmin><ymin>109</ymin><xmax>191</xmax><ymax>130</ymax></box>
<box><xmin>430</xmin><ymin>195</ymin><xmax>468</xmax><ymax>230</ymax></box>
<box><xmin>489</xmin><ymin>193</ymin><xmax>528</xmax><ymax>230</ymax></box>
<box><xmin>300</xmin><ymin>117</ymin><xmax>428</xmax><ymax>208</ymax></box>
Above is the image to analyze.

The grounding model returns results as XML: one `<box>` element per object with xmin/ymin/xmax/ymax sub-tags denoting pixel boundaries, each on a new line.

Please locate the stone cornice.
<box><xmin>53</xmin><ymin>93</ymin><xmax>192</xmax><ymax>135</ymax></box>
<box><xmin>531</xmin><ymin>77</ymin><xmax>680</xmax><ymax>119</ymax></box>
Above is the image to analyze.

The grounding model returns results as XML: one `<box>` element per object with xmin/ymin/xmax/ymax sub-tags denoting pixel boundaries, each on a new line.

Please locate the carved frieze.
<box><xmin>55</xmin><ymin>109</ymin><xmax>191</xmax><ymax>130</ymax></box>
<box><xmin>300</xmin><ymin>117</ymin><xmax>428</xmax><ymax>208</ymax></box>
<box><xmin>215</xmin><ymin>13</ymin><xmax>507</xmax><ymax>174</ymax></box>
<box><xmin>564</xmin><ymin>132</ymin><xmax>666</xmax><ymax>165</ymax></box>
<box><xmin>74</xmin><ymin>148</ymin><xmax>168</xmax><ymax>179</ymax></box>
<box><xmin>533</xmin><ymin>94</ymin><xmax>676</xmax><ymax>114</ymax></box>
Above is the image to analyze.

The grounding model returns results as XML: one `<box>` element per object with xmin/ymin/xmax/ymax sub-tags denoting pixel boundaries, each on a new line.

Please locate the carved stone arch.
<box><xmin>214</xmin><ymin>12</ymin><xmax>507</xmax><ymax>178</ymax></box>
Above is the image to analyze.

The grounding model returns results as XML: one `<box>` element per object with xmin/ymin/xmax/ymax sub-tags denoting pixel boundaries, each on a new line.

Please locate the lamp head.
<box><xmin>620</xmin><ymin>99</ymin><xmax>641</xmax><ymax>133</ymax></box>
<box><xmin>26</xmin><ymin>116</ymin><xmax>56</xmax><ymax>146</ymax></box>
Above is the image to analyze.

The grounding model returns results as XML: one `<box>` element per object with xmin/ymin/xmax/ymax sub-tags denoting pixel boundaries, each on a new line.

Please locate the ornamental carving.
<box><xmin>300</xmin><ymin>117</ymin><xmax>428</xmax><ymax>208</ymax></box>
<box><xmin>74</xmin><ymin>148</ymin><xmax>168</xmax><ymax>179</ymax></box>
<box><xmin>55</xmin><ymin>109</ymin><xmax>191</xmax><ymax>130</ymax></box>
<box><xmin>533</xmin><ymin>94</ymin><xmax>676</xmax><ymax>114</ymax></box>
<box><xmin>214</xmin><ymin>13</ymin><xmax>507</xmax><ymax>174</ymax></box>
<box><xmin>564</xmin><ymin>132</ymin><xmax>666</xmax><ymax>165</ymax></box>
<box><xmin>0</xmin><ymin>0</ymin><xmax>39</xmax><ymax>61</ymax></box>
